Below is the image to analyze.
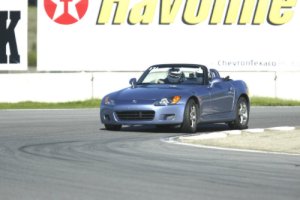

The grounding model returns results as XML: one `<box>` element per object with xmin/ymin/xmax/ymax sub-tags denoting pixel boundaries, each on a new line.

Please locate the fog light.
<box><xmin>165</xmin><ymin>114</ymin><xmax>175</xmax><ymax>120</ymax></box>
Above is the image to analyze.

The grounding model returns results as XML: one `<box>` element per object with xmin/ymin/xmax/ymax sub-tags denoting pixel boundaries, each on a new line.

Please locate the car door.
<box><xmin>209</xmin><ymin>79</ymin><xmax>235</xmax><ymax>114</ymax></box>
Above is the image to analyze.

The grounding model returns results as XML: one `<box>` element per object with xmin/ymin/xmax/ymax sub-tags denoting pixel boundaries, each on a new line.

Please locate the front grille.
<box><xmin>116</xmin><ymin>111</ymin><xmax>155</xmax><ymax>121</ymax></box>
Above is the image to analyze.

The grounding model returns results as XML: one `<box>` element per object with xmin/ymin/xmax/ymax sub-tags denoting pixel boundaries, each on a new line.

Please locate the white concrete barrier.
<box><xmin>0</xmin><ymin>72</ymin><xmax>141</xmax><ymax>102</ymax></box>
<box><xmin>224</xmin><ymin>71</ymin><xmax>277</xmax><ymax>98</ymax></box>
<box><xmin>223</xmin><ymin>71</ymin><xmax>300</xmax><ymax>100</ymax></box>
<box><xmin>0</xmin><ymin>71</ymin><xmax>299</xmax><ymax>102</ymax></box>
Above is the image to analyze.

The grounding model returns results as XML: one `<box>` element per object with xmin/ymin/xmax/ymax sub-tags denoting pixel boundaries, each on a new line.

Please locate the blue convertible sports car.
<box><xmin>100</xmin><ymin>64</ymin><xmax>250</xmax><ymax>133</ymax></box>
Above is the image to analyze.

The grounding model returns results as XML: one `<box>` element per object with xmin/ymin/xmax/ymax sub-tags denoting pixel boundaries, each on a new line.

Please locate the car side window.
<box><xmin>209</xmin><ymin>69</ymin><xmax>221</xmax><ymax>82</ymax></box>
<box><xmin>211</xmin><ymin>71</ymin><xmax>216</xmax><ymax>79</ymax></box>
<box><xmin>208</xmin><ymin>72</ymin><xmax>216</xmax><ymax>82</ymax></box>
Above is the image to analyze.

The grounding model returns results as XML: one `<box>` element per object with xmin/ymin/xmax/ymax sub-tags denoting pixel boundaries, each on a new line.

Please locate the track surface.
<box><xmin>0</xmin><ymin>107</ymin><xmax>300</xmax><ymax>200</ymax></box>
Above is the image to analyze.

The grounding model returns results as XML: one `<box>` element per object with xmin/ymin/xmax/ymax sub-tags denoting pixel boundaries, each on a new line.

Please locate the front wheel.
<box><xmin>181</xmin><ymin>99</ymin><xmax>198</xmax><ymax>133</ymax></box>
<box><xmin>228</xmin><ymin>97</ymin><xmax>249</xmax><ymax>129</ymax></box>
<box><xmin>104</xmin><ymin>124</ymin><xmax>122</xmax><ymax>131</ymax></box>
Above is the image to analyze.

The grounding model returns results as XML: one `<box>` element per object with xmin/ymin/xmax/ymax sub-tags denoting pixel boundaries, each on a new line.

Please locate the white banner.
<box><xmin>0</xmin><ymin>0</ymin><xmax>27</xmax><ymax>71</ymax></box>
<box><xmin>38</xmin><ymin>0</ymin><xmax>300</xmax><ymax>71</ymax></box>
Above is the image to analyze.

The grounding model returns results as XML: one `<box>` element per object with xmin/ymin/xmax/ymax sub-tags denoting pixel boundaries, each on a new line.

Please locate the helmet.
<box><xmin>167</xmin><ymin>69</ymin><xmax>183</xmax><ymax>83</ymax></box>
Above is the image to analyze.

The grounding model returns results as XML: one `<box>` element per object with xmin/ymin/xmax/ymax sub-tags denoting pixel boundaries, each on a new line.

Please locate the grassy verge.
<box><xmin>250</xmin><ymin>96</ymin><xmax>300</xmax><ymax>106</ymax></box>
<box><xmin>180</xmin><ymin>129</ymin><xmax>300</xmax><ymax>154</ymax></box>
<box><xmin>1</xmin><ymin>97</ymin><xmax>300</xmax><ymax>109</ymax></box>
<box><xmin>0</xmin><ymin>99</ymin><xmax>101</xmax><ymax>109</ymax></box>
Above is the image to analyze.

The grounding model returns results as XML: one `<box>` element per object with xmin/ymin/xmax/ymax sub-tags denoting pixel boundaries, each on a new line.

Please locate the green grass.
<box><xmin>0</xmin><ymin>97</ymin><xmax>300</xmax><ymax>110</ymax></box>
<box><xmin>0</xmin><ymin>99</ymin><xmax>101</xmax><ymax>109</ymax></box>
<box><xmin>251</xmin><ymin>96</ymin><xmax>300</xmax><ymax>106</ymax></box>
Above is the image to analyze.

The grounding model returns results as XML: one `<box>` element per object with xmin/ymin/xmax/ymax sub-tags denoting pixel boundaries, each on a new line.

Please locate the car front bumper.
<box><xmin>100</xmin><ymin>103</ymin><xmax>185</xmax><ymax>125</ymax></box>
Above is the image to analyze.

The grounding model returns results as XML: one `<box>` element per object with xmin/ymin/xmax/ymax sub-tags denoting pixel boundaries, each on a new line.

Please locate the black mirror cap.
<box><xmin>129</xmin><ymin>78</ymin><xmax>137</xmax><ymax>88</ymax></box>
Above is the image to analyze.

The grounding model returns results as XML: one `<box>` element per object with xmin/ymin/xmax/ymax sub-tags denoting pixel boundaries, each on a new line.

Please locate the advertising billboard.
<box><xmin>0</xmin><ymin>0</ymin><xmax>27</xmax><ymax>71</ymax></box>
<box><xmin>38</xmin><ymin>0</ymin><xmax>299</xmax><ymax>71</ymax></box>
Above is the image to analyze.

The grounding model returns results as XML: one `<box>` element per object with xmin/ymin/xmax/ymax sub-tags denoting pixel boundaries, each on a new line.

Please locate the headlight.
<box><xmin>155</xmin><ymin>96</ymin><xmax>181</xmax><ymax>106</ymax></box>
<box><xmin>171</xmin><ymin>95</ymin><xmax>181</xmax><ymax>104</ymax></box>
<box><xmin>158</xmin><ymin>98</ymin><xmax>170</xmax><ymax>106</ymax></box>
<box><xmin>104</xmin><ymin>96</ymin><xmax>115</xmax><ymax>105</ymax></box>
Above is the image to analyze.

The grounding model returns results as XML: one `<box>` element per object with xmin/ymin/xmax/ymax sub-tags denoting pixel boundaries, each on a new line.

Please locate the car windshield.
<box><xmin>138</xmin><ymin>65</ymin><xmax>205</xmax><ymax>85</ymax></box>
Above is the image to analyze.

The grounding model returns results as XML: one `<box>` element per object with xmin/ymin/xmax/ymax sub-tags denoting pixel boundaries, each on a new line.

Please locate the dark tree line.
<box><xmin>29</xmin><ymin>0</ymin><xmax>37</xmax><ymax>6</ymax></box>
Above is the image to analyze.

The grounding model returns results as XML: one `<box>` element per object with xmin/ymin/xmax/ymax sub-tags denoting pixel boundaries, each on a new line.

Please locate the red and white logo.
<box><xmin>44</xmin><ymin>0</ymin><xmax>88</xmax><ymax>25</ymax></box>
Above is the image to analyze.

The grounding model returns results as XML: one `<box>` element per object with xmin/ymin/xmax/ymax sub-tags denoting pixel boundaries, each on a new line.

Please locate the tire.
<box><xmin>181</xmin><ymin>99</ymin><xmax>198</xmax><ymax>133</ymax></box>
<box><xmin>104</xmin><ymin>124</ymin><xmax>122</xmax><ymax>131</ymax></box>
<box><xmin>228</xmin><ymin>97</ymin><xmax>249</xmax><ymax>129</ymax></box>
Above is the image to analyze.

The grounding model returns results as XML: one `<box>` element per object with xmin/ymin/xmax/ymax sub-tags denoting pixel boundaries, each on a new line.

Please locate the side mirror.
<box><xmin>129</xmin><ymin>78</ymin><xmax>137</xmax><ymax>88</ymax></box>
<box><xmin>209</xmin><ymin>78</ymin><xmax>222</xmax><ymax>88</ymax></box>
<box><xmin>223</xmin><ymin>76</ymin><xmax>230</xmax><ymax>81</ymax></box>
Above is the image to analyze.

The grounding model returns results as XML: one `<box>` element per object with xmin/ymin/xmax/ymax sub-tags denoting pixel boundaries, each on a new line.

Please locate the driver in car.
<box><xmin>164</xmin><ymin>68</ymin><xmax>185</xmax><ymax>84</ymax></box>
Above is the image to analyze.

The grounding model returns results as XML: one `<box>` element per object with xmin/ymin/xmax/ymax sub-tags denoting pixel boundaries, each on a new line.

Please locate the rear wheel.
<box><xmin>181</xmin><ymin>99</ymin><xmax>198</xmax><ymax>133</ymax></box>
<box><xmin>228</xmin><ymin>97</ymin><xmax>249</xmax><ymax>129</ymax></box>
<box><xmin>104</xmin><ymin>124</ymin><xmax>122</xmax><ymax>131</ymax></box>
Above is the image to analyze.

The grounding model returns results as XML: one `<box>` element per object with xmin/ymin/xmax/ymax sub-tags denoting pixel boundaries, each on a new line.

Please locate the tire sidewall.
<box><xmin>105</xmin><ymin>124</ymin><xmax>122</xmax><ymax>131</ymax></box>
<box><xmin>181</xmin><ymin>99</ymin><xmax>198</xmax><ymax>133</ymax></box>
<box><xmin>230</xmin><ymin>97</ymin><xmax>249</xmax><ymax>129</ymax></box>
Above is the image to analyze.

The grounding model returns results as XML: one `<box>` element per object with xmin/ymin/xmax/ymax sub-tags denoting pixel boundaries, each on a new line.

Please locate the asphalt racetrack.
<box><xmin>0</xmin><ymin>107</ymin><xmax>300</xmax><ymax>200</ymax></box>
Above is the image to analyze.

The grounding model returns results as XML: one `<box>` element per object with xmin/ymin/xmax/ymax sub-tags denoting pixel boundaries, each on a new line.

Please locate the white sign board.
<box><xmin>38</xmin><ymin>0</ymin><xmax>300</xmax><ymax>71</ymax></box>
<box><xmin>0</xmin><ymin>0</ymin><xmax>27</xmax><ymax>71</ymax></box>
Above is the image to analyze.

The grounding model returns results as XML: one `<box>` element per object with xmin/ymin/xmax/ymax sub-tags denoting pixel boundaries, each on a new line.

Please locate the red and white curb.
<box><xmin>162</xmin><ymin>126</ymin><xmax>299</xmax><ymax>156</ymax></box>
<box><xmin>177</xmin><ymin>126</ymin><xmax>296</xmax><ymax>141</ymax></box>
<box><xmin>266</xmin><ymin>126</ymin><xmax>296</xmax><ymax>131</ymax></box>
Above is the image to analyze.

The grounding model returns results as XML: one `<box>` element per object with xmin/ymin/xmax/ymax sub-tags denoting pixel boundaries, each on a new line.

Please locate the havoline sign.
<box><xmin>96</xmin><ymin>0</ymin><xmax>297</xmax><ymax>25</ymax></box>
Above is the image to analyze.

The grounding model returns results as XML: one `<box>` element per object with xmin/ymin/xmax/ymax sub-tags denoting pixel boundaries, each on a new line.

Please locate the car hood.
<box><xmin>112</xmin><ymin>85</ymin><xmax>194</xmax><ymax>100</ymax></box>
